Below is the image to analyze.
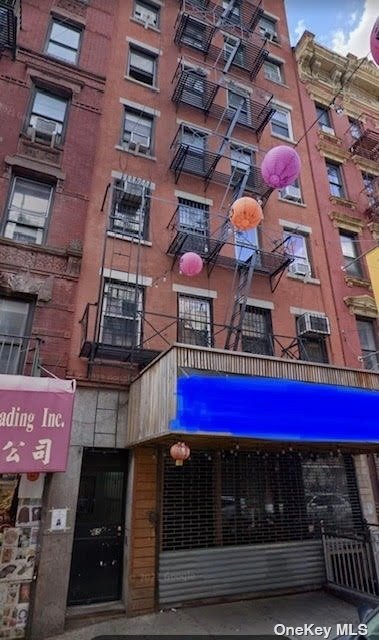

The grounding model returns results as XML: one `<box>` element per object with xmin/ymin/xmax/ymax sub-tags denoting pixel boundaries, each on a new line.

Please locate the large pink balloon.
<box><xmin>261</xmin><ymin>146</ymin><xmax>301</xmax><ymax>189</ymax></box>
<box><xmin>179</xmin><ymin>252</ymin><xmax>203</xmax><ymax>276</ymax></box>
<box><xmin>370</xmin><ymin>17</ymin><xmax>379</xmax><ymax>66</ymax></box>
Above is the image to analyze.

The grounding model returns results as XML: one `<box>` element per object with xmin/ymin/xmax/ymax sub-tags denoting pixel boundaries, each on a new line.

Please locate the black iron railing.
<box><xmin>79</xmin><ymin>304</ymin><xmax>329</xmax><ymax>368</ymax></box>
<box><xmin>0</xmin><ymin>334</ymin><xmax>42</xmax><ymax>376</ymax></box>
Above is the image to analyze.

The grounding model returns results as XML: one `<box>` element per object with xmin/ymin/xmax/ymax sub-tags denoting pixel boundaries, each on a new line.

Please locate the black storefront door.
<box><xmin>67</xmin><ymin>449</ymin><xmax>128</xmax><ymax>605</ymax></box>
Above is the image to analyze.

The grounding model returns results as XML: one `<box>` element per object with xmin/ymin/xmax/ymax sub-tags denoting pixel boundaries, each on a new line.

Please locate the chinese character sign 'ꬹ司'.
<box><xmin>0</xmin><ymin>377</ymin><xmax>75</xmax><ymax>473</ymax></box>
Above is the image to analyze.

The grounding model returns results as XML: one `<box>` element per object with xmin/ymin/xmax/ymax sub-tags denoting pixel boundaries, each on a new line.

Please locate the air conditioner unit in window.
<box><xmin>128</xmin><ymin>132</ymin><xmax>150</xmax><ymax>153</ymax></box>
<box><xmin>30</xmin><ymin>118</ymin><xmax>58</xmax><ymax>147</ymax></box>
<box><xmin>263</xmin><ymin>30</ymin><xmax>278</xmax><ymax>42</ymax></box>
<box><xmin>297</xmin><ymin>313</ymin><xmax>331</xmax><ymax>337</ymax></box>
<box><xmin>281</xmin><ymin>185</ymin><xmax>301</xmax><ymax>201</ymax></box>
<box><xmin>288</xmin><ymin>260</ymin><xmax>311</xmax><ymax>277</ymax></box>
<box><xmin>320</xmin><ymin>124</ymin><xmax>335</xmax><ymax>136</ymax></box>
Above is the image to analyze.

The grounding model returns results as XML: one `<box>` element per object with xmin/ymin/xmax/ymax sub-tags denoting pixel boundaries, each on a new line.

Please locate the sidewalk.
<box><xmin>46</xmin><ymin>591</ymin><xmax>359</xmax><ymax>640</ymax></box>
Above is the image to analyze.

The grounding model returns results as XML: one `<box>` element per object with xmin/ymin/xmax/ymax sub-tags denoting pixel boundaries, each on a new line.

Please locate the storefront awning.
<box><xmin>170</xmin><ymin>374</ymin><xmax>379</xmax><ymax>443</ymax></box>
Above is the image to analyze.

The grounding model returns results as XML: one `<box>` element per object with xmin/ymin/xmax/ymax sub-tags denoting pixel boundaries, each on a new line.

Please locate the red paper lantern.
<box><xmin>26</xmin><ymin>473</ymin><xmax>40</xmax><ymax>482</ymax></box>
<box><xmin>230</xmin><ymin>197</ymin><xmax>263</xmax><ymax>231</ymax></box>
<box><xmin>170</xmin><ymin>442</ymin><xmax>190</xmax><ymax>466</ymax></box>
<box><xmin>370</xmin><ymin>17</ymin><xmax>379</xmax><ymax>66</ymax></box>
<box><xmin>179</xmin><ymin>252</ymin><xmax>203</xmax><ymax>277</ymax></box>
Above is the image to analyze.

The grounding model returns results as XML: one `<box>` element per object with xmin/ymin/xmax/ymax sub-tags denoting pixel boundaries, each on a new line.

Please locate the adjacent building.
<box><xmin>0</xmin><ymin>2</ymin><xmax>378</xmax><ymax>640</ymax></box>
<box><xmin>0</xmin><ymin>0</ymin><xmax>115</xmax><ymax>637</ymax></box>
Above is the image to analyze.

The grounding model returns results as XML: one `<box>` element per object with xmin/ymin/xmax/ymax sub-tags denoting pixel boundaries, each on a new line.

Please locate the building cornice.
<box><xmin>367</xmin><ymin>222</ymin><xmax>379</xmax><ymax>242</ymax></box>
<box><xmin>329</xmin><ymin>211</ymin><xmax>365</xmax><ymax>233</ymax></box>
<box><xmin>295</xmin><ymin>32</ymin><xmax>379</xmax><ymax>112</ymax></box>
<box><xmin>344</xmin><ymin>294</ymin><xmax>377</xmax><ymax>318</ymax></box>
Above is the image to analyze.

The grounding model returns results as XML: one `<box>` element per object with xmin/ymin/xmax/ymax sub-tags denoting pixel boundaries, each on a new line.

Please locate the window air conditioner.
<box><xmin>30</xmin><ymin>118</ymin><xmax>58</xmax><ymax>147</ymax></box>
<box><xmin>297</xmin><ymin>313</ymin><xmax>331</xmax><ymax>337</ymax></box>
<box><xmin>263</xmin><ymin>30</ymin><xmax>278</xmax><ymax>42</ymax></box>
<box><xmin>281</xmin><ymin>185</ymin><xmax>301</xmax><ymax>201</ymax></box>
<box><xmin>320</xmin><ymin>124</ymin><xmax>335</xmax><ymax>136</ymax></box>
<box><xmin>128</xmin><ymin>132</ymin><xmax>150</xmax><ymax>153</ymax></box>
<box><xmin>288</xmin><ymin>260</ymin><xmax>310</xmax><ymax>277</ymax></box>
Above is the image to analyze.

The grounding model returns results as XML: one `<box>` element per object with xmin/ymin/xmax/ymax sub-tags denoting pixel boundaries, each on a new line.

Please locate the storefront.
<box><xmin>0</xmin><ymin>375</ymin><xmax>75</xmax><ymax>639</ymax></box>
<box><xmin>126</xmin><ymin>345</ymin><xmax>379</xmax><ymax>612</ymax></box>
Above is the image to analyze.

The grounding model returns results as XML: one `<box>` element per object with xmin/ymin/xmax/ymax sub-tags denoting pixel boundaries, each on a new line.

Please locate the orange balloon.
<box><xmin>230</xmin><ymin>197</ymin><xmax>263</xmax><ymax>231</ymax></box>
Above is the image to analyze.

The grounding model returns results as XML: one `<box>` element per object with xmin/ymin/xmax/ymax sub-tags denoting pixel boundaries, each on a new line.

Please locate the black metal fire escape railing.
<box><xmin>0</xmin><ymin>0</ymin><xmax>19</xmax><ymax>58</ymax></box>
<box><xmin>171</xmin><ymin>67</ymin><xmax>274</xmax><ymax>135</ymax></box>
<box><xmin>174</xmin><ymin>15</ymin><xmax>268</xmax><ymax>80</ymax></box>
<box><xmin>176</xmin><ymin>0</ymin><xmax>264</xmax><ymax>36</ymax></box>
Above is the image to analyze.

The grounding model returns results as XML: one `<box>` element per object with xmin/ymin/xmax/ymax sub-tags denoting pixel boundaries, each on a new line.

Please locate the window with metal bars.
<box><xmin>100</xmin><ymin>281</ymin><xmax>143</xmax><ymax>348</ymax></box>
<box><xmin>161</xmin><ymin>450</ymin><xmax>362</xmax><ymax>551</ymax></box>
<box><xmin>177</xmin><ymin>295</ymin><xmax>212</xmax><ymax>347</ymax></box>
<box><xmin>241</xmin><ymin>306</ymin><xmax>273</xmax><ymax>356</ymax></box>
<box><xmin>178</xmin><ymin>197</ymin><xmax>209</xmax><ymax>254</ymax></box>
<box><xmin>110</xmin><ymin>178</ymin><xmax>150</xmax><ymax>239</ymax></box>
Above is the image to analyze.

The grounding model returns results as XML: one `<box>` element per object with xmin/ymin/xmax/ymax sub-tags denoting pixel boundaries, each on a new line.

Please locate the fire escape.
<box><xmin>0</xmin><ymin>0</ymin><xmax>20</xmax><ymax>59</ymax></box>
<box><xmin>169</xmin><ymin>0</ymin><xmax>292</xmax><ymax>351</ymax></box>
<box><xmin>347</xmin><ymin>118</ymin><xmax>379</xmax><ymax>222</ymax></box>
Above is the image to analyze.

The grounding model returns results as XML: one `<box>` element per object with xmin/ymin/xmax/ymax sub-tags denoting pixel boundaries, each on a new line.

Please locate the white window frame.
<box><xmin>0</xmin><ymin>298</ymin><xmax>32</xmax><ymax>375</ymax></box>
<box><xmin>263</xmin><ymin>59</ymin><xmax>283</xmax><ymax>84</ymax></box>
<box><xmin>258</xmin><ymin>15</ymin><xmax>278</xmax><ymax>40</ymax></box>
<box><xmin>4</xmin><ymin>177</ymin><xmax>53</xmax><ymax>245</ymax></box>
<box><xmin>122</xmin><ymin>108</ymin><xmax>153</xmax><ymax>151</ymax></box>
<box><xmin>284</xmin><ymin>231</ymin><xmax>311</xmax><ymax>275</ymax></box>
<box><xmin>227</xmin><ymin>89</ymin><xmax>251</xmax><ymax>126</ymax></box>
<box><xmin>270</xmin><ymin>106</ymin><xmax>293</xmax><ymax>140</ymax></box>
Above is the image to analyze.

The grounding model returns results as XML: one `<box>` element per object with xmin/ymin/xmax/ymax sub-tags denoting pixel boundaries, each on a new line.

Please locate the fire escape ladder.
<box><xmin>224</xmin><ymin>254</ymin><xmax>256</xmax><ymax>351</ymax></box>
<box><xmin>216</xmin><ymin>0</ymin><xmax>237</xmax><ymax>27</ymax></box>
<box><xmin>222</xmin><ymin>36</ymin><xmax>241</xmax><ymax>74</ymax></box>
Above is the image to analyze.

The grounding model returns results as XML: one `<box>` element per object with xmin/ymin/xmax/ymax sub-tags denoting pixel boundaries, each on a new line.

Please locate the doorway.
<box><xmin>67</xmin><ymin>449</ymin><xmax>128</xmax><ymax>605</ymax></box>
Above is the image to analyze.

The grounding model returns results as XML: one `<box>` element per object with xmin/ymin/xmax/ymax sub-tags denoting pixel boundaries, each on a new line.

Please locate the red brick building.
<box><xmin>0</xmin><ymin>3</ymin><xmax>378</xmax><ymax>639</ymax></box>
<box><xmin>0</xmin><ymin>0</ymin><xmax>115</xmax><ymax>637</ymax></box>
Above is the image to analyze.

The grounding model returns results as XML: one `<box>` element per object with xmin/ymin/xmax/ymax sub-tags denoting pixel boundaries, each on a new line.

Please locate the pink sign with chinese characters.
<box><xmin>0</xmin><ymin>375</ymin><xmax>76</xmax><ymax>473</ymax></box>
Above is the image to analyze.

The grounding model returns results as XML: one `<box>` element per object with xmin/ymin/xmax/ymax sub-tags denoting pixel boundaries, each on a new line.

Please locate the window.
<box><xmin>181</xmin><ymin>66</ymin><xmax>206</xmax><ymax>108</ymax></box>
<box><xmin>279</xmin><ymin>178</ymin><xmax>302</xmax><ymax>203</ymax></box>
<box><xmin>45</xmin><ymin>20</ymin><xmax>81</xmax><ymax>64</ymax></box>
<box><xmin>315</xmin><ymin>104</ymin><xmax>334</xmax><ymax>134</ymax></box>
<box><xmin>231</xmin><ymin>145</ymin><xmax>254</xmax><ymax>173</ymax></box>
<box><xmin>223</xmin><ymin>36</ymin><xmax>245</xmax><ymax>68</ymax></box>
<box><xmin>27</xmin><ymin>89</ymin><xmax>68</xmax><ymax>144</ymax></box>
<box><xmin>258</xmin><ymin>15</ymin><xmax>278</xmax><ymax>41</ymax></box>
<box><xmin>110</xmin><ymin>177</ymin><xmax>150</xmax><ymax>239</ymax></box>
<box><xmin>296</xmin><ymin>318</ymin><xmax>328</xmax><ymax>364</ymax></box>
<box><xmin>122</xmin><ymin>108</ymin><xmax>153</xmax><ymax>153</ymax></box>
<box><xmin>133</xmin><ymin>1</ymin><xmax>160</xmax><ymax>28</ymax></box>
<box><xmin>242</xmin><ymin>306</ymin><xmax>273</xmax><ymax>355</ymax></box>
<box><xmin>263</xmin><ymin>59</ymin><xmax>283</xmax><ymax>84</ymax></box>
<box><xmin>181</xmin><ymin>18</ymin><xmax>207</xmax><ymax>50</ymax></box>
<box><xmin>128</xmin><ymin>46</ymin><xmax>157</xmax><ymax>86</ymax></box>
<box><xmin>0</xmin><ymin>298</ymin><xmax>32</xmax><ymax>375</ymax></box>
<box><xmin>227</xmin><ymin>90</ymin><xmax>250</xmax><ymax>125</ymax></box>
<box><xmin>285</xmin><ymin>231</ymin><xmax>311</xmax><ymax>276</ymax></box>
<box><xmin>178</xmin><ymin>198</ymin><xmax>209</xmax><ymax>253</ymax></box>
<box><xmin>101</xmin><ymin>281</ymin><xmax>142</xmax><ymax>348</ymax></box>
<box><xmin>339</xmin><ymin>231</ymin><xmax>363</xmax><ymax>278</ymax></box>
<box><xmin>357</xmin><ymin>318</ymin><xmax>379</xmax><ymax>371</ymax></box>
<box><xmin>362</xmin><ymin>172</ymin><xmax>377</xmax><ymax>206</ymax></box>
<box><xmin>181</xmin><ymin>127</ymin><xmax>206</xmax><ymax>153</ymax></box>
<box><xmin>270</xmin><ymin>107</ymin><xmax>292</xmax><ymax>140</ymax></box>
<box><xmin>349</xmin><ymin>117</ymin><xmax>362</xmax><ymax>140</ymax></box>
<box><xmin>326</xmin><ymin>161</ymin><xmax>345</xmax><ymax>198</ymax></box>
<box><xmin>178</xmin><ymin>295</ymin><xmax>212</xmax><ymax>347</ymax></box>
<box><xmin>222</xmin><ymin>0</ymin><xmax>241</xmax><ymax>26</ymax></box>
<box><xmin>3</xmin><ymin>177</ymin><xmax>53</xmax><ymax>245</ymax></box>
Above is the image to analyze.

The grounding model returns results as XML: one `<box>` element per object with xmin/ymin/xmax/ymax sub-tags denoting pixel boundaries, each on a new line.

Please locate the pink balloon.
<box><xmin>370</xmin><ymin>17</ymin><xmax>379</xmax><ymax>66</ymax></box>
<box><xmin>179</xmin><ymin>252</ymin><xmax>203</xmax><ymax>276</ymax></box>
<box><xmin>261</xmin><ymin>145</ymin><xmax>301</xmax><ymax>189</ymax></box>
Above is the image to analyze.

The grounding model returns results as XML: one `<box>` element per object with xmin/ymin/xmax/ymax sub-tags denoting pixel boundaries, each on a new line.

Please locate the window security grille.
<box><xmin>161</xmin><ymin>451</ymin><xmax>362</xmax><ymax>551</ymax></box>
<box><xmin>241</xmin><ymin>307</ymin><xmax>273</xmax><ymax>356</ymax></box>
<box><xmin>178</xmin><ymin>296</ymin><xmax>212</xmax><ymax>347</ymax></box>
